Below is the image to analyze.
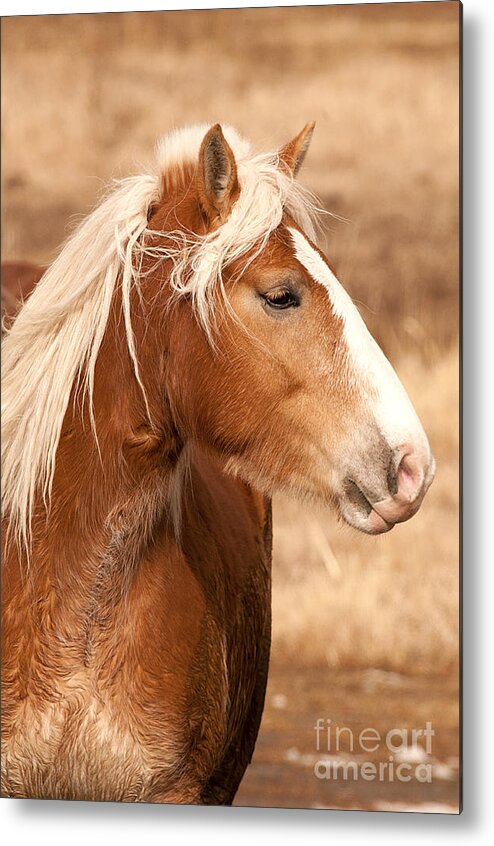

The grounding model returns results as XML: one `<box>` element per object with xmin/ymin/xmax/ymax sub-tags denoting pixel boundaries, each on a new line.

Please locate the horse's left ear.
<box><xmin>279</xmin><ymin>122</ymin><xmax>316</xmax><ymax>177</ymax></box>
<box><xmin>198</xmin><ymin>124</ymin><xmax>239</xmax><ymax>225</ymax></box>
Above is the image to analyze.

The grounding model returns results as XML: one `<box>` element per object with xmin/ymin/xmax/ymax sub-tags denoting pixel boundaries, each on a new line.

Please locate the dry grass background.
<box><xmin>1</xmin><ymin>4</ymin><xmax>460</xmax><ymax>676</ymax></box>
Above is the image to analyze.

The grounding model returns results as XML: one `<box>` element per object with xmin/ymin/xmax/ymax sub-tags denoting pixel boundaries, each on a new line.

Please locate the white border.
<box><xmin>2</xmin><ymin>0</ymin><xmax>494</xmax><ymax>841</ymax></box>
<box><xmin>0</xmin><ymin>0</ymin><xmax>449</xmax><ymax>17</ymax></box>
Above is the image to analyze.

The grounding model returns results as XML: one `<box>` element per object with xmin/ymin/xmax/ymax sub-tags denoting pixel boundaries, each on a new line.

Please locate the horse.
<box><xmin>1</xmin><ymin>123</ymin><xmax>435</xmax><ymax>804</ymax></box>
<box><xmin>1</xmin><ymin>261</ymin><xmax>44</xmax><ymax>330</ymax></box>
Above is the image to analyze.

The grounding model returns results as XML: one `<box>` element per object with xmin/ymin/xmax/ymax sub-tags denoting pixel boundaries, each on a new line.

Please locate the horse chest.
<box><xmin>2</xmin><ymin>471</ymin><xmax>272</xmax><ymax>803</ymax></box>
<box><xmin>2</xmin><ymin>581</ymin><xmax>259</xmax><ymax>803</ymax></box>
<box><xmin>2</xmin><ymin>671</ymin><xmax>188</xmax><ymax>802</ymax></box>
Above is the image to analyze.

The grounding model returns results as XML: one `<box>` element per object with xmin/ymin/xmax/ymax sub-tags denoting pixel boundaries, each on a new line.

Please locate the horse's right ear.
<box><xmin>197</xmin><ymin>125</ymin><xmax>239</xmax><ymax>226</ymax></box>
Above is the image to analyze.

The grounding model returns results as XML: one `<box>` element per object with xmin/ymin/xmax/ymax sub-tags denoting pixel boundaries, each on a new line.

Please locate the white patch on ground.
<box><xmin>271</xmin><ymin>693</ymin><xmax>288</xmax><ymax>710</ymax></box>
<box><xmin>361</xmin><ymin>668</ymin><xmax>407</xmax><ymax>692</ymax></box>
<box><xmin>432</xmin><ymin>761</ymin><xmax>457</xmax><ymax>781</ymax></box>
<box><xmin>394</xmin><ymin>745</ymin><xmax>430</xmax><ymax>764</ymax></box>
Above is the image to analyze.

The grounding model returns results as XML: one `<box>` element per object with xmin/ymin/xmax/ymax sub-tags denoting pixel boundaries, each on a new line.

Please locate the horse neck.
<box><xmin>10</xmin><ymin>183</ymin><xmax>205</xmax><ymax>618</ymax></box>
<box><xmin>18</xmin><ymin>289</ymin><xmax>181</xmax><ymax>614</ymax></box>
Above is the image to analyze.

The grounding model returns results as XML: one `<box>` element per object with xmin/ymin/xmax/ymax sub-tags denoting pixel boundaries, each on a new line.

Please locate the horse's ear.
<box><xmin>197</xmin><ymin>124</ymin><xmax>239</xmax><ymax>225</ymax></box>
<box><xmin>279</xmin><ymin>122</ymin><xmax>315</xmax><ymax>177</ymax></box>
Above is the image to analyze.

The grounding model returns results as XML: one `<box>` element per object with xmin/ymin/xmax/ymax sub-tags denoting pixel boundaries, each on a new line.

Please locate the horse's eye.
<box><xmin>262</xmin><ymin>287</ymin><xmax>300</xmax><ymax>310</ymax></box>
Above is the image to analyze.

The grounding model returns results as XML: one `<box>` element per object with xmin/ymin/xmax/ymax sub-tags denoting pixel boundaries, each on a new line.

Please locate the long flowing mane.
<box><xmin>2</xmin><ymin>124</ymin><xmax>322</xmax><ymax>551</ymax></box>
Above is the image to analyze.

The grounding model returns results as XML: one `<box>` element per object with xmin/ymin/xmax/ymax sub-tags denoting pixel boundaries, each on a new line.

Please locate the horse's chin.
<box><xmin>337</xmin><ymin>496</ymin><xmax>396</xmax><ymax>535</ymax></box>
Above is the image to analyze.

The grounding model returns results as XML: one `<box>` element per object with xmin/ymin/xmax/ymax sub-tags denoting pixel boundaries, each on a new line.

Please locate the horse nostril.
<box><xmin>370</xmin><ymin>445</ymin><xmax>434</xmax><ymax>526</ymax></box>
<box><xmin>395</xmin><ymin>449</ymin><xmax>424</xmax><ymax>502</ymax></box>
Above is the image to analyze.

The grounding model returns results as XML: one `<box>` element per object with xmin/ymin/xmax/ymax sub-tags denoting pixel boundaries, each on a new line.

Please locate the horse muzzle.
<box><xmin>339</xmin><ymin>443</ymin><xmax>436</xmax><ymax>535</ymax></box>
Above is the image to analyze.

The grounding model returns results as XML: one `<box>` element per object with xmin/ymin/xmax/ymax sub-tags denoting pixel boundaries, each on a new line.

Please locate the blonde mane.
<box><xmin>2</xmin><ymin>124</ymin><xmax>322</xmax><ymax>550</ymax></box>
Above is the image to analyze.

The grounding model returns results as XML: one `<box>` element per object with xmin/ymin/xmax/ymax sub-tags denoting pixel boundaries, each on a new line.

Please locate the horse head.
<box><xmin>145</xmin><ymin>123</ymin><xmax>435</xmax><ymax>534</ymax></box>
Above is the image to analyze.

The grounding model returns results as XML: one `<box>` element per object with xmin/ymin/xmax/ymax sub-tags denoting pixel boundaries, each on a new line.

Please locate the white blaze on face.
<box><xmin>288</xmin><ymin>227</ymin><xmax>431</xmax><ymax>462</ymax></box>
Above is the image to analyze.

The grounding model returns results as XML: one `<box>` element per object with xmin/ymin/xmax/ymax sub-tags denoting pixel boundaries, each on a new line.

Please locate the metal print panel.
<box><xmin>1</xmin><ymin>0</ymin><xmax>461</xmax><ymax>813</ymax></box>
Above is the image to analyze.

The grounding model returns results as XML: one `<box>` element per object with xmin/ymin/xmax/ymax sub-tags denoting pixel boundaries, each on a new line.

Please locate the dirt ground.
<box><xmin>236</xmin><ymin>665</ymin><xmax>460</xmax><ymax>813</ymax></box>
<box><xmin>1</xmin><ymin>3</ymin><xmax>461</xmax><ymax>812</ymax></box>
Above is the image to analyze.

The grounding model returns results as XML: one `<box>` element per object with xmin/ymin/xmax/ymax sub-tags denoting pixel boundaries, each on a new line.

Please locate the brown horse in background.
<box><xmin>1</xmin><ymin>123</ymin><xmax>435</xmax><ymax>804</ymax></box>
<box><xmin>1</xmin><ymin>262</ymin><xmax>43</xmax><ymax>329</ymax></box>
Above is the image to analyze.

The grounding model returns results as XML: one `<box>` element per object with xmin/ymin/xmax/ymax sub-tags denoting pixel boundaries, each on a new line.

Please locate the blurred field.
<box><xmin>1</xmin><ymin>3</ymin><xmax>460</xmax><ymax>811</ymax></box>
<box><xmin>1</xmin><ymin>4</ymin><xmax>459</xmax><ymax>355</ymax></box>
